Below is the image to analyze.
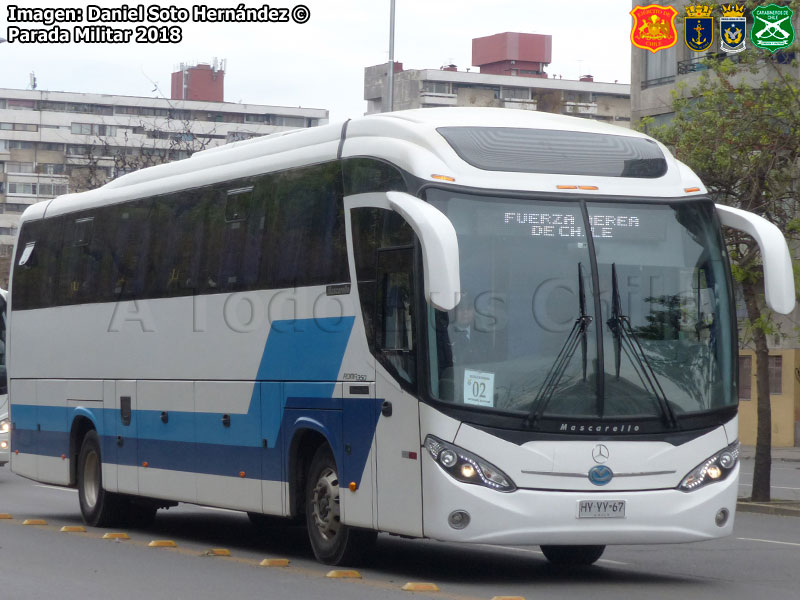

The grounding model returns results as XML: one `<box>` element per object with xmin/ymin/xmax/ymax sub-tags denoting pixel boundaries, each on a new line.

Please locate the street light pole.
<box><xmin>387</xmin><ymin>0</ymin><xmax>395</xmax><ymax>112</ymax></box>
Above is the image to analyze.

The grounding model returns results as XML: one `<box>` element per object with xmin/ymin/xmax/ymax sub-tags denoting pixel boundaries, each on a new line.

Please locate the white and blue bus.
<box><xmin>8</xmin><ymin>108</ymin><xmax>795</xmax><ymax>565</ymax></box>
<box><xmin>0</xmin><ymin>288</ymin><xmax>8</xmax><ymax>466</ymax></box>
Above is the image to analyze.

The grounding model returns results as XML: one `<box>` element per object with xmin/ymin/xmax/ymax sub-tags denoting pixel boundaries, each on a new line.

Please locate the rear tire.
<box><xmin>540</xmin><ymin>544</ymin><xmax>605</xmax><ymax>566</ymax></box>
<box><xmin>305</xmin><ymin>445</ymin><xmax>376</xmax><ymax>565</ymax></box>
<box><xmin>77</xmin><ymin>430</ymin><xmax>122</xmax><ymax>527</ymax></box>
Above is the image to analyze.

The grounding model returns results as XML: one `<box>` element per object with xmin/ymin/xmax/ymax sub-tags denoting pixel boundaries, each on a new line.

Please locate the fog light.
<box><xmin>707</xmin><ymin>465</ymin><xmax>722</xmax><ymax>479</ymax></box>
<box><xmin>461</xmin><ymin>464</ymin><xmax>476</xmax><ymax>478</ymax></box>
<box><xmin>0</xmin><ymin>441</ymin><xmax>7</xmax><ymax>449</ymax></box>
<box><xmin>715</xmin><ymin>508</ymin><xmax>729</xmax><ymax>527</ymax></box>
<box><xmin>448</xmin><ymin>510</ymin><xmax>470</xmax><ymax>530</ymax></box>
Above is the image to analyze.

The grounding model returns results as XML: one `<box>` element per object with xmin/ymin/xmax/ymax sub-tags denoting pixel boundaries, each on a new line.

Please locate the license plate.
<box><xmin>578</xmin><ymin>500</ymin><xmax>626</xmax><ymax>518</ymax></box>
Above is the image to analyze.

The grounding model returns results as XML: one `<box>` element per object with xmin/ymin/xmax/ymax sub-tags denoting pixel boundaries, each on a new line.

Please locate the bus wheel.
<box><xmin>305</xmin><ymin>445</ymin><xmax>376</xmax><ymax>565</ymax></box>
<box><xmin>77</xmin><ymin>430</ymin><xmax>121</xmax><ymax>527</ymax></box>
<box><xmin>540</xmin><ymin>545</ymin><xmax>605</xmax><ymax>566</ymax></box>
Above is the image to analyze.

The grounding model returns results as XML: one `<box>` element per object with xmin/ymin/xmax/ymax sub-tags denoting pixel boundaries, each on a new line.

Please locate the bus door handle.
<box><xmin>120</xmin><ymin>396</ymin><xmax>131</xmax><ymax>426</ymax></box>
<box><xmin>222</xmin><ymin>414</ymin><xmax>231</xmax><ymax>427</ymax></box>
<box><xmin>381</xmin><ymin>401</ymin><xmax>392</xmax><ymax>417</ymax></box>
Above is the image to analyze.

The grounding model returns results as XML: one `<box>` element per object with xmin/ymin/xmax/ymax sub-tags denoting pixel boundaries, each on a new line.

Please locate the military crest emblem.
<box><xmin>631</xmin><ymin>4</ymin><xmax>679</xmax><ymax>53</ymax></box>
<box><xmin>751</xmin><ymin>4</ymin><xmax>795</xmax><ymax>52</ymax></box>
<box><xmin>720</xmin><ymin>4</ymin><xmax>746</xmax><ymax>53</ymax></box>
<box><xmin>685</xmin><ymin>5</ymin><xmax>714</xmax><ymax>52</ymax></box>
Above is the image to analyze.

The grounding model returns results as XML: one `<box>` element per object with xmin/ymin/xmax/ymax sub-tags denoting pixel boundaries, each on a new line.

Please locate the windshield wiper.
<box><xmin>606</xmin><ymin>263</ymin><xmax>678</xmax><ymax>429</ymax></box>
<box><xmin>525</xmin><ymin>263</ymin><xmax>592</xmax><ymax>429</ymax></box>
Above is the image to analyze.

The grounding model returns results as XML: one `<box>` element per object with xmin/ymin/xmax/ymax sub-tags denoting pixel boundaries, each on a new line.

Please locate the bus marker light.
<box><xmin>148</xmin><ymin>540</ymin><xmax>177</xmax><ymax>548</ymax></box>
<box><xmin>401</xmin><ymin>582</ymin><xmax>440</xmax><ymax>592</ymax></box>
<box><xmin>326</xmin><ymin>570</ymin><xmax>362</xmax><ymax>579</ymax></box>
<box><xmin>103</xmin><ymin>533</ymin><xmax>130</xmax><ymax>540</ymax></box>
<box><xmin>579</xmin><ymin>185</ymin><xmax>599</xmax><ymax>190</ymax></box>
<box><xmin>556</xmin><ymin>185</ymin><xmax>578</xmax><ymax>189</ymax></box>
<box><xmin>239</xmin><ymin>471</ymin><xmax>246</xmax><ymax>478</ymax></box>
<box><xmin>142</xmin><ymin>461</ymin><xmax>149</xmax><ymax>468</ymax></box>
<box><xmin>61</xmin><ymin>454</ymin><xmax>66</xmax><ymax>460</ymax></box>
<box><xmin>207</xmin><ymin>548</ymin><xmax>231</xmax><ymax>556</ymax></box>
<box><xmin>0</xmin><ymin>514</ymin><xmax>12</xmax><ymax>519</ymax></box>
<box><xmin>260</xmin><ymin>558</ymin><xmax>290</xmax><ymax>567</ymax></box>
<box><xmin>60</xmin><ymin>526</ymin><xmax>86</xmax><ymax>533</ymax></box>
<box><xmin>0</xmin><ymin>441</ymin><xmax>7</xmax><ymax>449</ymax></box>
<box><xmin>431</xmin><ymin>174</ymin><xmax>456</xmax><ymax>182</ymax></box>
<box><xmin>401</xmin><ymin>450</ymin><xmax>418</xmax><ymax>460</ymax></box>
<box><xmin>348</xmin><ymin>482</ymin><xmax>357</xmax><ymax>491</ymax></box>
<box><xmin>22</xmin><ymin>519</ymin><xmax>47</xmax><ymax>525</ymax></box>
<box><xmin>685</xmin><ymin>187</ymin><xmax>701</xmax><ymax>193</ymax></box>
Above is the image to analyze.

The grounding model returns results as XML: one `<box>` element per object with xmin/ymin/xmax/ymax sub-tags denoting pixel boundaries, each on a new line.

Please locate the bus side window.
<box><xmin>376</xmin><ymin>247</ymin><xmax>417</xmax><ymax>387</ymax></box>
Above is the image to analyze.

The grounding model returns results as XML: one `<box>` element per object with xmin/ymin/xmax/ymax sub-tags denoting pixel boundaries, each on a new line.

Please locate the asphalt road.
<box><xmin>1</xmin><ymin>466</ymin><xmax>799</xmax><ymax>600</ymax></box>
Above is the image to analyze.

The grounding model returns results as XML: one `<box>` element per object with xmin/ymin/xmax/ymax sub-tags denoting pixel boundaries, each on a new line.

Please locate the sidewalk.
<box><xmin>737</xmin><ymin>444</ymin><xmax>800</xmax><ymax>517</ymax></box>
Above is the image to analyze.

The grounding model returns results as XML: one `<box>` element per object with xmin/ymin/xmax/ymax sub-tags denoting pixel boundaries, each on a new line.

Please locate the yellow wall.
<box><xmin>737</xmin><ymin>349</ymin><xmax>797</xmax><ymax>447</ymax></box>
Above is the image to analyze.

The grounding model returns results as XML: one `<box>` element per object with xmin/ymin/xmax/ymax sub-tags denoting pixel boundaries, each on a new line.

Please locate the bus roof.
<box><xmin>25</xmin><ymin>107</ymin><xmax>705</xmax><ymax>223</ymax></box>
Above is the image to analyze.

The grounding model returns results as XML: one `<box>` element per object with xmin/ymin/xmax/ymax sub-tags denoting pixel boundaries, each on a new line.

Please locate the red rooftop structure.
<box><xmin>171</xmin><ymin>60</ymin><xmax>226</xmax><ymax>102</ymax></box>
<box><xmin>472</xmin><ymin>32</ymin><xmax>551</xmax><ymax>78</ymax></box>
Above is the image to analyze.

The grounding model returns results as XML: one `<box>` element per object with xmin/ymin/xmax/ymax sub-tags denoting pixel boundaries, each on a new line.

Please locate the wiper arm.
<box><xmin>525</xmin><ymin>263</ymin><xmax>592</xmax><ymax>429</ymax></box>
<box><xmin>606</xmin><ymin>263</ymin><xmax>678</xmax><ymax>429</ymax></box>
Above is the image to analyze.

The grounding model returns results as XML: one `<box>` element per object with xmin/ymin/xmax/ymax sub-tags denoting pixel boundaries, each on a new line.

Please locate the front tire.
<box><xmin>305</xmin><ymin>445</ymin><xmax>376</xmax><ymax>565</ymax></box>
<box><xmin>540</xmin><ymin>544</ymin><xmax>606</xmax><ymax>566</ymax></box>
<box><xmin>77</xmin><ymin>430</ymin><xmax>122</xmax><ymax>527</ymax></box>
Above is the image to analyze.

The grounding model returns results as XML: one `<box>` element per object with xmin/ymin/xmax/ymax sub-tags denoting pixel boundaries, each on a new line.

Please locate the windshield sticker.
<box><xmin>463</xmin><ymin>369</ymin><xmax>495</xmax><ymax>407</ymax></box>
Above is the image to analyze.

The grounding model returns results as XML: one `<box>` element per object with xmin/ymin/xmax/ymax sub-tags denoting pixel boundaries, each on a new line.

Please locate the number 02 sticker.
<box><xmin>463</xmin><ymin>369</ymin><xmax>495</xmax><ymax>407</ymax></box>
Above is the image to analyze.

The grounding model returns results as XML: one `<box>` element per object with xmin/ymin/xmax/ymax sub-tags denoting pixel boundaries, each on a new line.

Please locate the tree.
<box><xmin>641</xmin><ymin>22</ymin><xmax>800</xmax><ymax>501</ymax></box>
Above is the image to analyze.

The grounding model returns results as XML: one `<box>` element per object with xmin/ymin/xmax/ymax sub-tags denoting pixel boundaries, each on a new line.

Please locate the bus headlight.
<box><xmin>679</xmin><ymin>441</ymin><xmax>739</xmax><ymax>492</ymax></box>
<box><xmin>424</xmin><ymin>435</ymin><xmax>516</xmax><ymax>492</ymax></box>
<box><xmin>0</xmin><ymin>419</ymin><xmax>9</xmax><ymax>433</ymax></box>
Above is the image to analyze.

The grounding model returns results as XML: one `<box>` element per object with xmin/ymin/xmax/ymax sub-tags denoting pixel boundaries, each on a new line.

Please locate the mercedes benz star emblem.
<box><xmin>592</xmin><ymin>444</ymin><xmax>610</xmax><ymax>464</ymax></box>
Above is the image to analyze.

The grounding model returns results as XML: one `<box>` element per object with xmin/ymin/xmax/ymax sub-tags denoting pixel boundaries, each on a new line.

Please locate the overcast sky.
<box><xmin>2</xmin><ymin>0</ymin><xmax>634</xmax><ymax>122</ymax></box>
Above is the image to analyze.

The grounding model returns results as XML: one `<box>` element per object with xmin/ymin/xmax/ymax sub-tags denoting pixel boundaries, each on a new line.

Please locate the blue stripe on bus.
<box><xmin>10</xmin><ymin>314</ymin><xmax>380</xmax><ymax>485</ymax></box>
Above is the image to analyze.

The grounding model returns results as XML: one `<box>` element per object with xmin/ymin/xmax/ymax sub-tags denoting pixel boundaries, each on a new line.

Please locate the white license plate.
<box><xmin>578</xmin><ymin>500</ymin><xmax>626</xmax><ymax>518</ymax></box>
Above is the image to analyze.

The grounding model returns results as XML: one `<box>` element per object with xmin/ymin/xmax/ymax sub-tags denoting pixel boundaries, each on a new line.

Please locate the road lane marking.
<box><xmin>738</xmin><ymin>537</ymin><xmax>800</xmax><ymax>547</ymax></box>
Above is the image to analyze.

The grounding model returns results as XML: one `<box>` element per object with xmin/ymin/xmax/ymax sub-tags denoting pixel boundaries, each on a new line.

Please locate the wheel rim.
<box><xmin>311</xmin><ymin>466</ymin><xmax>340</xmax><ymax>541</ymax></box>
<box><xmin>83</xmin><ymin>449</ymin><xmax>100</xmax><ymax>509</ymax></box>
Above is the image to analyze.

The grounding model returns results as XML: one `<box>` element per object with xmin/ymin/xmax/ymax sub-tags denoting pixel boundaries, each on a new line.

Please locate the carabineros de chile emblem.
<box><xmin>685</xmin><ymin>4</ymin><xmax>714</xmax><ymax>52</ymax></box>
<box><xmin>751</xmin><ymin>4</ymin><xmax>795</xmax><ymax>53</ymax></box>
<box><xmin>720</xmin><ymin>4</ymin><xmax>746</xmax><ymax>53</ymax></box>
<box><xmin>631</xmin><ymin>4</ymin><xmax>679</xmax><ymax>53</ymax></box>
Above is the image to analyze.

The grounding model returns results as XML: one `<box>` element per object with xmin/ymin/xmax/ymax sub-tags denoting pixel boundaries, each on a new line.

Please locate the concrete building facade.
<box><xmin>0</xmin><ymin>84</ymin><xmax>328</xmax><ymax>285</ymax></box>
<box><xmin>630</xmin><ymin>1</ymin><xmax>800</xmax><ymax>446</ymax></box>
<box><xmin>365</xmin><ymin>32</ymin><xmax>630</xmax><ymax>125</ymax></box>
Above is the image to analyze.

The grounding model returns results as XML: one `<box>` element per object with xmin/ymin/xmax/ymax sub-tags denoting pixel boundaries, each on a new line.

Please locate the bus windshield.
<box><xmin>426</xmin><ymin>189</ymin><xmax>735</xmax><ymax>429</ymax></box>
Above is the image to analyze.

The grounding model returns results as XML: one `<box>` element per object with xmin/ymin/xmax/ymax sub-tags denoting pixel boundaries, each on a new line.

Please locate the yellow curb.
<box><xmin>0</xmin><ymin>514</ymin><xmax>12</xmax><ymax>519</ymax></box>
<box><xmin>60</xmin><ymin>526</ymin><xmax>87</xmax><ymax>532</ymax></box>
<box><xmin>326</xmin><ymin>569</ymin><xmax>362</xmax><ymax>579</ymax></box>
<box><xmin>206</xmin><ymin>548</ymin><xmax>231</xmax><ymax>556</ymax></box>
<box><xmin>22</xmin><ymin>519</ymin><xmax>47</xmax><ymax>525</ymax></box>
<box><xmin>102</xmin><ymin>532</ymin><xmax>130</xmax><ymax>540</ymax></box>
<box><xmin>148</xmin><ymin>540</ymin><xmax>178</xmax><ymax>548</ymax></box>
<box><xmin>402</xmin><ymin>582</ymin><xmax>440</xmax><ymax>592</ymax></box>
<box><xmin>259</xmin><ymin>558</ymin><xmax>290</xmax><ymax>567</ymax></box>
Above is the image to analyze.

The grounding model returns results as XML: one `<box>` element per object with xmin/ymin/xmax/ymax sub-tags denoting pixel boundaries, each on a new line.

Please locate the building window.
<box><xmin>71</xmin><ymin>123</ymin><xmax>117</xmax><ymax>136</ymax></box>
<box><xmin>0</xmin><ymin>122</ymin><xmax>38</xmax><ymax>132</ymax></box>
<box><xmin>738</xmin><ymin>356</ymin><xmax>752</xmax><ymax>400</ymax></box>
<box><xmin>7</xmin><ymin>183</ymin><xmax>37</xmax><ymax>195</ymax></box>
<box><xmin>769</xmin><ymin>356</ymin><xmax>782</xmax><ymax>395</ymax></box>
<box><xmin>501</xmin><ymin>87</ymin><xmax>530</xmax><ymax>100</ymax></box>
<box><xmin>7</xmin><ymin>99</ymin><xmax>35</xmax><ymax>110</ymax></box>
<box><xmin>422</xmin><ymin>81</ymin><xmax>451</xmax><ymax>94</ymax></box>
<box><xmin>643</xmin><ymin>46</ymin><xmax>677</xmax><ymax>88</ymax></box>
<box><xmin>8</xmin><ymin>141</ymin><xmax>34</xmax><ymax>150</ymax></box>
<box><xmin>5</xmin><ymin>162</ymin><xmax>35</xmax><ymax>174</ymax></box>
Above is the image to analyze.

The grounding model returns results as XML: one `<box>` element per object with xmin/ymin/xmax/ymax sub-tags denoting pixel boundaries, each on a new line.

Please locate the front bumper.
<box><xmin>422</xmin><ymin>453</ymin><xmax>738</xmax><ymax>545</ymax></box>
